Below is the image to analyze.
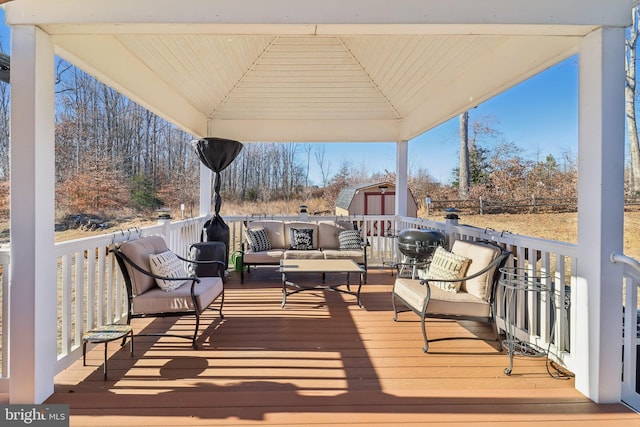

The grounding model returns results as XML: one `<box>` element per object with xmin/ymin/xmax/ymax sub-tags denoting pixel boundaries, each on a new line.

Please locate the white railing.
<box><xmin>52</xmin><ymin>217</ymin><xmax>208</xmax><ymax>373</ymax></box>
<box><xmin>0</xmin><ymin>213</ymin><xmax>626</xmax><ymax>384</ymax></box>
<box><xmin>453</xmin><ymin>223</ymin><xmax>577</xmax><ymax>372</ymax></box>
<box><xmin>386</xmin><ymin>216</ymin><xmax>578</xmax><ymax>371</ymax></box>
<box><xmin>611</xmin><ymin>251</ymin><xmax>640</xmax><ymax>410</ymax></box>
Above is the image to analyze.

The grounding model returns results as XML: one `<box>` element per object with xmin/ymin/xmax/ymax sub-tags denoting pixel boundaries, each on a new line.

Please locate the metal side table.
<box><xmin>498</xmin><ymin>267</ymin><xmax>553</xmax><ymax>376</ymax></box>
<box><xmin>83</xmin><ymin>324</ymin><xmax>134</xmax><ymax>380</ymax></box>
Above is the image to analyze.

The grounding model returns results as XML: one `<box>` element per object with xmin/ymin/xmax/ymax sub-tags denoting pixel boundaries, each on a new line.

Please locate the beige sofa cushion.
<box><xmin>243</xmin><ymin>249</ymin><xmax>285</xmax><ymax>264</ymax></box>
<box><xmin>283</xmin><ymin>250</ymin><xmax>325</xmax><ymax>260</ymax></box>
<box><xmin>450</xmin><ymin>240</ymin><xmax>501</xmax><ymax>301</ymax></box>
<box><xmin>132</xmin><ymin>276</ymin><xmax>223</xmax><ymax>314</ymax></box>
<box><xmin>247</xmin><ymin>221</ymin><xmax>286</xmax><ymax>248</ymax></box>
<box><xmin>118</xmin><ymin>236</ymin><xmax>169</xmax><ymax>296</ymax></box>
<box><xmin>322</xmin><ymin>249</ymin><xmax>364</xmax><ymax>263</ymax></box>
<box><xmin>318</xmin><ymin>221</ymin><xmax>354</xmax><ymax>249</ymax></box>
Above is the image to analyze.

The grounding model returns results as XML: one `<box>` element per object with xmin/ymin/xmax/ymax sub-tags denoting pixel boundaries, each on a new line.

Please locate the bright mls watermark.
<box><xmin>1</xmin><ymin>405</ymin><xmax>69</xmax><ymax>426</ymax></box>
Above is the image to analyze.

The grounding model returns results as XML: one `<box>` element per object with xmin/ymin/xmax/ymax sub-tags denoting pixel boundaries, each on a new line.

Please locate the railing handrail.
<box><xmin>611</xmin><ymin>250</ymin><xmax>640</xmax><ymax>272</ymax></box>
<box><xmin>612</xmin><ymin>249</ymin><xmax>640</xmax><ymax>409</ymax></box>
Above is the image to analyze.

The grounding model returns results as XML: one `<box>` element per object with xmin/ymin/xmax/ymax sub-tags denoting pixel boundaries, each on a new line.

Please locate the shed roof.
<box><xmin>335</xmin><ymin>182</ymin><xmax>401</xmax><ymax>210</ymax></box>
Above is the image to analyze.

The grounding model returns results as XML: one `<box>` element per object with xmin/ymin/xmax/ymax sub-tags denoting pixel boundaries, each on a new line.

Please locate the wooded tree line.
<box><xmin>0</xmin><ymin>55</ymin><xmax>580</xmax><ymax>219</ymax></box>
<box><xmin>0</xmin><ymin>58</ymin><xmax>314</xmax><ymax>216</ymax></box>
<box><xmin>449</xmin><ymin>112</ymin><xmax>578</xmax><ymax>205</ymax></box>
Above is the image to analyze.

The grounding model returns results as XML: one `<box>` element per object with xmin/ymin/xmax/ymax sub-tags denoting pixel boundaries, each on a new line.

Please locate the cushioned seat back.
<box><xmin>450</xmin><ymin>240</ymin><xmax>501</xmax><ymax>301</ymax></box>
<box><xmin>118</xmin><ymin>236</ymin><xmax>169</xmax><ymax>296</ymax></box>
<box><xmin>318</xmin><ymin>221</ymin><xmax>354</xmax><ymax>249</ymax></box>
<box><xmin>284</xmin><ymin>222</ymin><xmax>319</xmax><ymax>249</ymax></box>
<box><xmin>247</xmin><ymin>221</ymin><xmax>285</xmax><ymax>249</ymax></box>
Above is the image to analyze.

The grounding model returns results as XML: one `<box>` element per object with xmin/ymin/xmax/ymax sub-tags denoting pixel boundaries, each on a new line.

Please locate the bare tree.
<box><xmin>314</xmin><ymin>144</ymin><xmax>332</xmax><ymax>188</ymax></box>
<box><xmin>627</xmin><ymin>7</ymin><xmax>640</xmax><ymax>194</ymax></box>
<box><xmin>458</xmin><ymin>111</ymin><xmax>470</xmax><ymax>198</ymax></box>
<box><xmin>0</xmin><ymin>81</ymin><xmax>9</xmax><ymax>179</ymax></box>
<box><xmin>302</xmin><ymin>143</ymin><xmax>312</xmax><ymax>189</ymax></box>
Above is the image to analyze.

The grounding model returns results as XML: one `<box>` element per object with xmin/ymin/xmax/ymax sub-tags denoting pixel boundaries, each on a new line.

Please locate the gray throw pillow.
<box><xmin>246</xmin><ymin>228</ymin><xmax>272</xmax><ymax>252</ymax></box>
<box><xmin>338</xmin><ymin>230</ymin><xmax>363</xmax><ymax>249</ymax></box>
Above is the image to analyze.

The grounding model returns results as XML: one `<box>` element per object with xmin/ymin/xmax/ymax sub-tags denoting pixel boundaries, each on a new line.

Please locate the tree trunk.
<box><xmin>627</xmin><ymin>8</ymin><xmax>640</xmax><ymax>194</ymax></box>
<box><xmin>459</xmin><ymin>111</ymin><xmax>470</xmax><ymax>198</ymax></box>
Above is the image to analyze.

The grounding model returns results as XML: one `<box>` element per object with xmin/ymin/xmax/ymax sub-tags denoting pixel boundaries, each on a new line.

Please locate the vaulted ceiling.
<box><xmin>3</xmin><ymin>0</ymin><xmax>632</xmax><ymax>143</ymax></box>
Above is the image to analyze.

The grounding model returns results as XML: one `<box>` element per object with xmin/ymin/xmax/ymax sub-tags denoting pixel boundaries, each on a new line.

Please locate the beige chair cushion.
<box><xmin>451</xmin><ymin>240</ymin><xmax>501</xmax><ymax>301</ymax></box>
<box><xmin>427</xmin><ymin>246</ymin><xmax>471</xmax><ymax>293</ymax></box>
<box><xmin>247</xmin><ymin>221</ymin><xmax>286</xmax><ymax>249</ymax></box>
<box><xmin>132</xmin><ymin>276</ymin><xmax>223</xmax><ymax>314</ymax></box>
<box><xmin>118</xmin><ymin>236</ymin><xmax>169</xmax><ymax>296</ymax></box>
<box><xmin>394</xmin><ymin>277</ymin><xmax>491</xmax><ymax>318</ymax></box>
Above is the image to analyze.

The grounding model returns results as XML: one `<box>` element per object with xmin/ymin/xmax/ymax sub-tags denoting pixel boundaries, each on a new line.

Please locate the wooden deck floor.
<box><xmin>48</xmin><ymin>269</ymin><xmax>640</xmax><ymax>426</ymax></box>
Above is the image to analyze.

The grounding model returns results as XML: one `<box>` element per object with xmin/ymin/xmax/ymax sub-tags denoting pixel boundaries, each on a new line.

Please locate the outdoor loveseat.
<box><xmin>240</xmin><ymin>220</ymin><xmax>367</xmax><ymax>283</ymax></box>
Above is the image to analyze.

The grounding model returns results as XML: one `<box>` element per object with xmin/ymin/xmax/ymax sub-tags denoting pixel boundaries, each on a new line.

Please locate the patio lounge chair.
<box><xmin>112</xmin><ymin>235</ymin><xmax>225</xmax><ymax>349</ymax></box>
<box><xmin>392</xmin><ymin>240</ymin><xmax>511</xmax><ymax>352</ymax></box>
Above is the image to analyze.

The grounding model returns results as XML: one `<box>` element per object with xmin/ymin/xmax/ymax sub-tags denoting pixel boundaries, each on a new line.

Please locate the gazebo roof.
<box><xmin>4</xmin><ymin>0</ymin><xmax>630</xmax><ymax>143</ymax></box>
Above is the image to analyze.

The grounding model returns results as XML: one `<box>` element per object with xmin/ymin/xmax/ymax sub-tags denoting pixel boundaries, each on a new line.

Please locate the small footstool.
<box><xmin>82</xmin><ymin>324</ymin><xmax>134</xmax><ymax>379</ymax></box>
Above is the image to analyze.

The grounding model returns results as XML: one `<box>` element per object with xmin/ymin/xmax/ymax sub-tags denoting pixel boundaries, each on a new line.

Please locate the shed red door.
<box><xmin>364</xmin><ymin>192</ymin><xmax>395</xmax><ymax>215</ymax></box>
<box><xmin>364</xmin><ymin>192</ymin><xmax>395</xmax><ymax>235</ymax></box>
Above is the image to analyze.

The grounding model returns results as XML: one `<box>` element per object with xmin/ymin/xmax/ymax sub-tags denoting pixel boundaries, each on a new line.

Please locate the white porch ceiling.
<box><xmin>4</xmin><ymin>0</ymin><xmax>633</xmax><ymax>142</ymax></box>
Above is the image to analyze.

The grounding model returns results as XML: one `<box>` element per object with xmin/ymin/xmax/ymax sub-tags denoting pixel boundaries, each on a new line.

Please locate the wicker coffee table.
<box><xmin>279</xmin><ymin>259</ymin><xmax>365</xmax><ymax>308</ymax></box>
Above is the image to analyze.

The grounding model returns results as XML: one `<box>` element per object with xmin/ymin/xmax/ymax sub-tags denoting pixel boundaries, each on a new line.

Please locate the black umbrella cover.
<box><xmin>192</xmin><ymin>137</ymin><xmax>243</xmax><ymax>269</ymax></box>
<box><xmin>192</xmin><ymin>137</ymin><xmax>243</xmax><ymax>174</ymax></box>
<box><xmin>192</xmin><ymin>137</ymin><xmax>243</xmax><ymax>215</ymax></box>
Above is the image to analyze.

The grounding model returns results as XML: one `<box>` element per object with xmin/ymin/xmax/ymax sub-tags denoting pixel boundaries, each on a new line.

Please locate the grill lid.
<box><xmin>397</xmin><ymin>229</ymin><xmax>444</xmax><ymax>258</ymax></box>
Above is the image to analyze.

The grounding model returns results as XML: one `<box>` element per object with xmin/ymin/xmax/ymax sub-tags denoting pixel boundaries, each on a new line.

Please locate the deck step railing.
<box><xmin>611</xmin><ymin>251</ymin><xmax>640</xmax><ymax>410</ymax></box>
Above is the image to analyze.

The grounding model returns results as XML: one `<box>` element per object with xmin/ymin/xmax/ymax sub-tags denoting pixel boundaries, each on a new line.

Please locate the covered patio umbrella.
<box><xmin>192</xmin><ymin>137</ymin><xmax>244</xmax><ymax>268</ymax></box>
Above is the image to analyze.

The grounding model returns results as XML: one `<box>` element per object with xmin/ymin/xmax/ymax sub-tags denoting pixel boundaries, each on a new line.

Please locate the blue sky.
<box><xmin>304</xmin><ymin>56</ymin><xmax>579</xmax><ymax>185</ymax></box>
<box><xmin>0</xmin><ymin>9</ymin><xmax>579</xmax><ymax>185</ymax></box>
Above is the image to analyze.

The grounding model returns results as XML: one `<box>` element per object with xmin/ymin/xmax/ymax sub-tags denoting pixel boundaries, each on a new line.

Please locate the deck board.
<box><xmin>48</xmin><ymin>269</ymin><xmax>640</xmax><ymax>426</ymax></box>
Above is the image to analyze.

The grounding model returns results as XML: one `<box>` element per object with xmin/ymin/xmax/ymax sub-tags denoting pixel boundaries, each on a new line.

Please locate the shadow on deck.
<box><xmin>48</xmin><ymin>269</ymin><xmax>640</xmax><ymax>426</ymax></box>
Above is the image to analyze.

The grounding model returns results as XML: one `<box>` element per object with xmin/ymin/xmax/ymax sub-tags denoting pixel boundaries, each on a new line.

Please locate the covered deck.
<box><xmin>1</xmin><ymin>0</ymin><xmax>640</xmax><ymax>414</ymax></box>
<box><xmin>48</xmin><ymin>268</ymin><xmax>638</xmax><ymax>426</ymax></box>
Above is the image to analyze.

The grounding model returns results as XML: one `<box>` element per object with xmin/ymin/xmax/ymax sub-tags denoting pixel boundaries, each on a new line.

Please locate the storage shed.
<box><xmin>335</xmin><ymin>182</ymin><xmax>418</xmax><ymax>217</ymax></box>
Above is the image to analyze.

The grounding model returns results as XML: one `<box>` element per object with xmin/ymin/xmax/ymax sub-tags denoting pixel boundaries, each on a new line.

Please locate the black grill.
<box><xmin>397</xmin><ymin>229</ymin><xmax>444</xmax><ymax>260</ymax></box>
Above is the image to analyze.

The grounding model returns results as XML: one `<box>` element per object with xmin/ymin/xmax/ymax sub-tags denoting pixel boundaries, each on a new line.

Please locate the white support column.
<box><xmin>395</xmin><ymin>140</ymin><xmax>409</xmax><ymax>217</ymax></box>
<box><xmin>199</xmin><ymin>162</ymin><xmax>212</xmax><ymax>217</ymax></box>
<box><xmin>9</xmin><ymin>26</ymin><xmax>57</xmax><ymax>403</ymax></box>
<box><xmin>575</xmin><ymin>27</ymin><xmax>625</xmax><ymax>403</ymax></box>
